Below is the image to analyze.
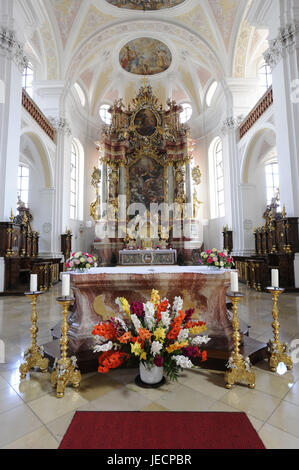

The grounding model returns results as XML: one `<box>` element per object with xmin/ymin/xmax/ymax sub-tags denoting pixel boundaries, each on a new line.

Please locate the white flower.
<box><xmin>191</xmin><ymin>335</ymin><xmax>210</xmax><ymax>346</ymax></box>
<box><xmin>94</xmin><ymin>335</ymin><xmax>107</xmax><ymax>345</ymax></box>
<box><xmin>174</xmin><ymin>355</ymin><xmax>193</xmax><ymax>369</ymax></box>
<box><xmin>144</xmin><ymin>301</ymin><xmax>155</xmax><ymax>330</ymax></box>
<box><xmin>178</xmin><ymin>329</ymin><xmax>189</xmax><ymax>342</ymax></box>
<box><xmin>94</xmin><ymin>341</ymin><xmax>113</xmax><ymax>353</ymax></box>
<box><xmin>131</xmin><ymin>314</ymin><xmax>142</xmax><ymax>333</ymax></box>
<box><xmin>151</xmin><ymin>341</ymin><xmax>163</xmax><ymax>357</ymax></box>
<box><xmin>115</xmin><ymin>316</ymin><xmax>128</xmax><ymax>332</ymax></box>
<box><xmin>161</xmin><ymin>310</ymin><xmax>171</xmax><ymax>329</ymax></box>
<box><xmin>173</xmin><ymin>296</ymin><xmax>183</xmax><ymax>315</ymax></box>
<box><xmin>115</xmin><ymin>298</ymin><xmax>124</xmax><ymax>312</ymax></box>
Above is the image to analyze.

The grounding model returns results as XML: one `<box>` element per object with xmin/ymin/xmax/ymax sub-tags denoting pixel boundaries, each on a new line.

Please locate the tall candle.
<box><xmin>30</xmin><ymin>274</ymin><xmax>38</xmax><ymax>293</ymax></box>
<box><xmin>230</xmin><ymin>271</ymin><xmax>239</xmax><ymax>293</ymax></box>
<box><xmin>271</xmin><ymin>269</ymin><xmax>279</xmax><ymax>288</ymax></box>
<box><xmin>62</xmin><ymin>274</ymin><xmax>70</xmax><ymax>297</ymax></box>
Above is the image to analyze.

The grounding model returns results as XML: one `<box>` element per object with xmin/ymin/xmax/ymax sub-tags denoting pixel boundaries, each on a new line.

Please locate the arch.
<box><xmin>20</xmin><ymin>129</ymin><xmax>54</xmax><ymax>189</ymax></box>
<box><xmin>240</xmin><ymin>125</ymin><xmax>277</xmax><ymax>185</ymax></box>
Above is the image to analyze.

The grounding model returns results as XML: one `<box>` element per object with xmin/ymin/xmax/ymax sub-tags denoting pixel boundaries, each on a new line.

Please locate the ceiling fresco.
<box><xmin>119</xmin><ymin>38</ymin><xmax>172</xmax><ymax>75</ymax></box>
<box><xmin>106</xmin><ymin>0</ymin><xmax>186</xmax><ymax>10</ymax></box>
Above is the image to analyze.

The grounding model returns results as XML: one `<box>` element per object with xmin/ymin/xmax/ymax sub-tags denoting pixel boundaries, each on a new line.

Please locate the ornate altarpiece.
<box><xmin>91</xmin><ymin>84</ymin><xmax>203</xmax><ymax>265</ymax></box>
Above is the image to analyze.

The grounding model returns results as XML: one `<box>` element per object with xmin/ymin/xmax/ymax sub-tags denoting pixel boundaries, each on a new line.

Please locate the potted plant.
<box><xmin>92</xmin><ymin>290</ymin><xmax>210</xmax><ymax>386</ymax></box>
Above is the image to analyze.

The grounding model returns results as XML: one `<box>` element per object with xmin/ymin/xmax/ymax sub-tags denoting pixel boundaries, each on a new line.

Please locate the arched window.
<box><xmin>70</xmin><ymin>140</ymin><xmax>84</xmax><ymax>220</ymax></box>
<box><xmin>179</xmin><ymin>103</ymin><xmax>192</xmax><ymax>124</ymax></box>
<box><xmin>209</xmin><ymin>137</ymin><xmax>225</xmax><ymax>219</ymax></box>
<box><xmin>70</xmin><ymin>142</ymin><xmax>79</xmax><ymax>220</ymax></box>
<box><xmin>265</xmin><ymin>161</ymin><xmax>279</xmax><ymax>206</ymax></box>
<box><xmin>22</xmin><ymin>63</ymin><xmax>34</xmax><ymax>97</ymax></box>
<box><xmin>17</xmin><ymin>164</ymin><xmax>30</xmax><ymax>206</ymax></box>
<box><xmin>74</xmin><ymin>83</ymin><xmax>86</xmax><ymax>107</ymax></box>
<box><xmin>206</xmin><ymin>81</ymin><xmax>218</xmax><ymax>107</ymax></box>
<box><xmin>258</xmin><ymin>63</ymin><xmax>272</xmax><ymax>96</ymax></box>
<box><xmin>99</xmin><ymin>104</ymin><xmax>112</xmax><ymax>125</ymax></box>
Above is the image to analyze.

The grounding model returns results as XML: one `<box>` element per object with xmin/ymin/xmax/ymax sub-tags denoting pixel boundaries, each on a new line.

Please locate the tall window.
<box><xmin>180</xmin><ymin>103</ymin><xmax>192</xmax><ymax>124</ymax></box>
<box><xmin>215</xmin><ymin>139</ymin><xmax>225</xmax><ymax>218</ymax></box>
<box><xmin>99</xmin><ymin>104</ymin><xmax>112</xmax><ymax>125</ymax></box>
<box><xmin>265</xmin><ymin>161</ymin><xmax>279</xmax><ymax>206</ymax></box>
<box><xmin>22</xmin><ymin>63</ymin><xmax>34</xmax><ymax>97</ymax></box>
<box><xmin>17</xmin><ymin>165</ymin><xmax>29</xmax><ymax>206</ymax></box>
<box><xmin>70</xmin><ymin>142</ymin><xmax>79</xmax><ymax>220</ymax></box>
<box><xmin>258</xmin><ymin>63</ymin><xmax>272</xmax><ymax>96</ymax></box>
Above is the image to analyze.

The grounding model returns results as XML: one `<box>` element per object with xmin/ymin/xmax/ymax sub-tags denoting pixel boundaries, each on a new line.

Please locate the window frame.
<box><xmin>22</xmin><ymin>63</ymin><xmax>34</xmax><ymax>97</ymax></box>
<box><xmin>17</xmin><ymin>164</ymin><xmax>30</xmax><ymax>207</ymax></box>
<box><xmin>70</xmin><ymin>142</ymin><xmax>79</xmax><ymax>220</ymax></box>
<box><xmin>99</xmin><ymin>104</ymin><xmax>112</xmax><ymax>125</ymax></box>
<box><xmin>179</xmin><ymin>102</ymin><xmax>193</xmax><ymax>124</ymax></box>
<box><xmin>265</xmin><ymin>160</ymin><xmax>280</xmax><ymax>207</ymax></box>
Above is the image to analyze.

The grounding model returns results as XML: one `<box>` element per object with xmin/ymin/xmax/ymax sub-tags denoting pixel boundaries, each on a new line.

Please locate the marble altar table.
<box><xmin>119</xmin><ymin>249</ymin><xmax>177</xmax><ymax>265</ymax></box>
<box><xmin>44</xmin><ymin>266</ymin><xmax>267</xmax><ymax>372</ymax></box>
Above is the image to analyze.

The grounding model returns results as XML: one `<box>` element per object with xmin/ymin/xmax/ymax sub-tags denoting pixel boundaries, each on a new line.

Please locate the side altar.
<box><xmin>43</xmin><ymin>267</ymin><xmax>267</xmax><ymax>372</ymax></box>
<box><xmin>89</xmin><ymin>83</ymin><xmax>203</xmax><ymax>266</ymax></box>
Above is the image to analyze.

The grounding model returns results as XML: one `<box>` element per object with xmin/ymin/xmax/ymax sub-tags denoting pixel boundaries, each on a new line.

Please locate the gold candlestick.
<box><xmin>267</xmin><ymin>288</ymin><xmax>293</xmax><ymax>372</ymax></box>
<box><xmin>51</xmin><ymin>297</ymin><xmax>81</xmax><ymax>398</ymax></box>
<box><xmin>19</xmin><ymin>292</ymin><xmax>49</xmax><ymax>379</ymax></box>
<box><xmin>225</xmin><ymin>292</ymin><xmax>256</xmax><ymax>389</ymax></box>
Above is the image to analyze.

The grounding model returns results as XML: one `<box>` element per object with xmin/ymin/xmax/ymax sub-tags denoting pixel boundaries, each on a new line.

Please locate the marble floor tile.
<box><xmin>3</xmin><ymin>426</ymin><xmax>59</xmax><ymax>449</ymax></box>
<box><xmin>78</xmin><ymin>372</ymin><xmax>122</xmax><ymax>401</ymax></box>
<box><xmin>283</xmin><ymin>379</ymin><xmax>299</xmax><ymax>406</ymax></box>
<box><xmin>89</xmin><ymin>386</ymin><xmax>153</xmax><ymax>411</ymax></box>
<box><xmin>156</xmin><ymin>384</ymin><xmax>216</xmax><ymax>411</ymax></box>
<box><xmin>0</xmin><ymin>404</ymin><xmax>43</xmax><ymax>448</ymax></box>
<box><xmin>220</xmin><ymin>388</ymin><xmax>281</xmax><ymax>421</ymax></box>
<box><xmin>178</xmin><ymin>369</ymin><xmax>230</xmax><ymax>401</ymax></box>
<box><xmin>259</xmin><ymin>423</ymin><xmax>299</xmax><ymax>449</ymax></box>
<box><xmin>46</xmin><ymin>411</ymin><xmax>77</xmax><ymax>443</ymax></box>
<box><xmin>0</xmin><ymin>385</ymin><xmax>24</xmax><ymax>413</ymax></box>
<box><xmin>141</xmin><ymin>402</ymin><xmax>169</xmax><ymax>412</ymax></box>
<box><xmin>268</xmin><ymin>400</ymin><xmax>299</xmax><ymax>438</ymax></box>
<box><xmin>27</xmin><ymin>388</ymin><xmax>88</xmax><ymax>424</ymax></box>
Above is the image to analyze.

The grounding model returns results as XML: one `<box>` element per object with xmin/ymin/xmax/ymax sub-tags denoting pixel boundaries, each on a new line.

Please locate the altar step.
<box><xmin>42</xmin><ymin>336</ymin><xmax>267</xmax><ymax>375</ymax></box>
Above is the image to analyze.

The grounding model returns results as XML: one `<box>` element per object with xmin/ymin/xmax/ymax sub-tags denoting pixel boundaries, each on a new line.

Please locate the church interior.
<box><xmin>1</xmin><ymin>0</ymin><xmax>299</xmax><ymax>450</ymax></box>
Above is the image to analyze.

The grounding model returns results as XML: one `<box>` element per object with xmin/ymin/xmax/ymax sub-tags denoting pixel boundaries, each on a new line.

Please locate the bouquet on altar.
<box><xmin>200</xmin><ymin>249</ymin><xmax>234</xmax><ymax>269</ymax></box>
<box><xmin>92</xmin><ymin>290</ymin><xmax>210</xmax><ymax>381</ymax></box>
<box><xmin>65</xmin><ymin>251</ymin><xmax>97</xmax><ymax>271</ymax></box>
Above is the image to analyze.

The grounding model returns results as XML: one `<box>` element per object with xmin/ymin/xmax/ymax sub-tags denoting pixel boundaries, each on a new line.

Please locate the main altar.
<box><xmin>90</xmin><ymin>83</ymin><xmax>203</xmax><ymax>266</ymax></box>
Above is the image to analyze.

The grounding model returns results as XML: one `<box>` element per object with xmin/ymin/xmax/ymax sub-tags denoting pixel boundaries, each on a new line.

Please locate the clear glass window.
<box><xmin>265</xmin><ymin>161</ymin><xmax>280</xmax><ymax>206</ymax></box>
<box><xmin>99</xmin><ymin>104</ymin><xmax>112</xmax><ymax>125</ymax></box>
<box><xmin>215</xmin><ymin>139</ymin><xmax>225</xmax><ymax>218</ymax></box>
<box><xmin>180</xmin><ymin>103</ymin><xmax>193</xmax><ymax>124</ymax></box>
<box><xmin>22</xmin><ymin>64</ymin><xmax>34</xmax><ymax>97</ymax></box>
<box><xmin>17</xmin><ymin>165</ymin><xmax>30</xmax><ymax>206</ymax></box>
<box><xmin>70</xmin><ymin>143</ymin><xmax>78</xmax><ymax>219</ymax></box>
<box><xmin>259</xmin><ymin>63</ymin><xmax>272</xmax><ymax>96</ymax></box>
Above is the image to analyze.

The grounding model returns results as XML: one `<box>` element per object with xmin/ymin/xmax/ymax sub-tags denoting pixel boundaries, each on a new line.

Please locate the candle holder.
<box><xmin>266</xmin><ymin>287</ymin><xmax>293</xmax><ymax>372</ymax></box>
<box><xmin>19</xmin><ymin>292</ymin><xmax>49</xmax><ymax>379</ymax></box>
<box><xmin>224</xmin><ymin>292</ymin><xmax>256</xmax><ymax>390</ymax></box>
<box><xmin>51</xmin><ymin>297</ymin><xmax>81</xmax><ymax>398</ymax></box>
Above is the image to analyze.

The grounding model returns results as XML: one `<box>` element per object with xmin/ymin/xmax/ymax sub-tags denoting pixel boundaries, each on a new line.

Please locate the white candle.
<box><xmin>62</xmin><ymin>274</ymin><xmax>70</xmax><ymax>297</ymax></box>
<box><xmin>271</xmin><ymin>269</ymin><xmax>279</xmax><ymax>288</ymax></box>
<box><xmin>230</xmin><ymin>271</ymin><xmax>239</xmax><ymax>293</ymax></box>
<box><xmin>30</xmin><ymin>274</ymin><xmax>38</xmax><ymax>293</ymax></box>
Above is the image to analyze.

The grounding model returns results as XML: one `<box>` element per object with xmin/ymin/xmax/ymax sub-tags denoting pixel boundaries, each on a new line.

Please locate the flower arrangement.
<box><xmin>66</xmin><ymin>251</ymin><xmax>97</xmax><ymax>271</ymax></box>
<box><xmin>199</xmin><ymin>249</ymin><xmax>234</xmax><ymax>269</ymax></box>
<box><xmin>92</xmin><ymin>290</ymin><xmax>210</xmax><ymax>381</ymax></box>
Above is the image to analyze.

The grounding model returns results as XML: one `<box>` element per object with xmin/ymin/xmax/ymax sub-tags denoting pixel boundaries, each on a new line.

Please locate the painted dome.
<box><xmin>106</xmin><ymin>1</ymin><xmax>186</xmax><ymax>11</ymax></box>
<box><xmin>120</xmin><ymin>38</ymin><xmax>172</xmax><ymax>75</ymax></box>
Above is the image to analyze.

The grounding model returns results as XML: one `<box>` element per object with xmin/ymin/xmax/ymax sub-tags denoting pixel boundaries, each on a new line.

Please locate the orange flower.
<box><xmin>119</xmin><ymin>332</ymin><xmax>132</xmax><ymax>344</ymax></box>
<box><xmin>97</xmin><ymin>351</ymin><xmax>129</xmax><ymax>374</ymax></box>
<box><xmin>92</xmin><ymin>322</ymin><xmax>118</xmax><ymax>340</ymax></box>
<box><xmin>138</xmin><ymin>328</ymin><xmax>152</xmax><ymax>341</ymax></box>
<box><xmin>156</xmin><ymin>300</ymin><xmax>169</xmax><ymax>322</ymax></box>
<box><xmin>185</xmin><ymin>320</ymin><xmax>206</xmax><ymax>329</ymax></box>
<box><xmin>131</xmin><ymin>336</ymin><xmax>145</xmax><ymax>349</ymax></box>
<box><xmin>201</xmin><ymin>351</ymin><xmax>207</xmax><ymax>362</ymax></box>
<box><xmin>167</xmin><ymin>310</ymin><xmax>186</xmax><ymax>341</ymax></box>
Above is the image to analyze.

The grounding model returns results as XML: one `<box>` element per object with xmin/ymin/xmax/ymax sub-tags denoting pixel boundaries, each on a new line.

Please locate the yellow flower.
<box><xmin>131</xmin><ymin>342</ymin><xmax>142</xmax><ymax>356</ymax></box>
<box><xmin>154</xmin><ymin>328</ymin><xmax>166</xmax><ymax>342</ymax></box>
<box><xmin>117</xmin><ymin>297</ymin><xmax>131</xmax><ymax>318</ymax></box>
<box><xmin>151</xmin><ymin>289</ymin><xmax>160</xmax><ymax>307</ymax></box>
<box><xmin>140</xmin><ymin>351</ymin><xmax>147</xmax><ymax>361</ymax></box>
<box><xmin>190</xmin><ymin>325</ymin><xmax>207</xmax><ymax>335</ymax></box>
<box><xmin>166</xmin><ymin>341</ymin><xmax>188</xmax><ymax>354</ymax></box>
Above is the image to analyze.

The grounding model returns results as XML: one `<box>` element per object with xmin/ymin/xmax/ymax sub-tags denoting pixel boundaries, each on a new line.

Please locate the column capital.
<box><xmin>264</xmin><ymin>23</ymin><xmax>299</xmax><ymax>70</ymax></box>
<box><xmin>0</xmin><ymin>26</ymin><xmax>28</xmax><ymax>71</ymax></box>
<box><xmin>49</xmin><ymin>117</ymin><xmax>72</xmax><ymax>137</ymax></box>
<box><xmin>221</xmin><ymin>115</ymin><xmax>244</xmax><ymax>136</ymax></box>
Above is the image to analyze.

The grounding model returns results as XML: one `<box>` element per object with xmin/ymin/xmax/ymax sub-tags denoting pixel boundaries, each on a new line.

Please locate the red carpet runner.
<box><xmin>59</xmin><ymin>411</ymin><xmax>265</xmax><ymax>449</ymax></box>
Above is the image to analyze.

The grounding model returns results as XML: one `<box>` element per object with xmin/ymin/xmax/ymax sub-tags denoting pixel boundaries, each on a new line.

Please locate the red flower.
<box><xmin>207</xmin><ymin>258</ymin><xmax>213</xmax><ymax>264</ymax></box>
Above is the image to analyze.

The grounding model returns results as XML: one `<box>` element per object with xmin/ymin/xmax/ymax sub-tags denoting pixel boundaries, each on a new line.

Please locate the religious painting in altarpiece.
<box><xmin>128</xmin><ymin>156</ymin><xmax>164</xmax><ymax>209</ymax></box>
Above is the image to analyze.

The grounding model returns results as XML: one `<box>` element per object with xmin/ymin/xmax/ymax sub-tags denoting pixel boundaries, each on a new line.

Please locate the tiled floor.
<box><xmin>1</xmin><ymin>285</ymin><xmax>299</xmax><ymax>449</ymax></box>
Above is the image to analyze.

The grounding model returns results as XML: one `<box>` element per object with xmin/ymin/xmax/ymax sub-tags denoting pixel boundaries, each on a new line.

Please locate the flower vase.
<box><xmin>139</xmin><ymin>362</ymin><xmax>164</xmax><ymax>386</ymax></box>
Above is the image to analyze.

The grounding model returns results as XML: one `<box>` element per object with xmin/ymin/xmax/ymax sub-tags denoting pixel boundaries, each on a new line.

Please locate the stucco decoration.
<box><xmin>106</xmin><ymin>0</ymin><xmax>186</xmax><ymax>10</ymax></box>
<box><xmin>119</xmin><ymin>37</ymin><xmax>172</xmax><ymax>75</ymax></box>
<box><xmin>50</xmin><ymin>0</ymin><xmax>82</xmax><ymax>48</ymax></box>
